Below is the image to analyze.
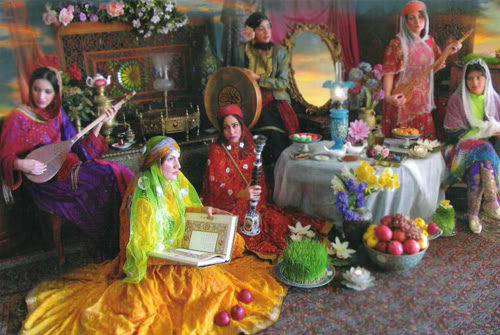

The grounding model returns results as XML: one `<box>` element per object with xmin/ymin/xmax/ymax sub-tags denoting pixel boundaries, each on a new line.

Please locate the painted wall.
<box><xmin>0</xmin><ymin>0</ymin><xmax>499</xmax><ymax>116</ymax></box>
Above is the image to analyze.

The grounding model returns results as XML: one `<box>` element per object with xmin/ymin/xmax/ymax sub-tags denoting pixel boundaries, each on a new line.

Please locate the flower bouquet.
<box><xmin>43</xmin><ymin>1</ymin><xmax>188</xmax><ymax>38</ymax></box>
<box><xmin>348</xmin><ymin>62</ymin><xmax>385</xmax><ymax>111</ymax></box>
<box><xmin>60</xmin><ymin>63</ymin><xmax>95</xmax><ymax>128</ymax></box>
<box><xmin>331</xmin><ymin>161</ymin><xmax>400</xmax><ymax>247</ymax></box>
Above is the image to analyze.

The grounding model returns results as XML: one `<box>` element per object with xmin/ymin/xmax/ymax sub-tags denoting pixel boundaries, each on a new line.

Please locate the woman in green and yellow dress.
<box><xmin>21</xmin><ymin>136</ymin><xmax>287</xmax><ymax>335</ymax></box>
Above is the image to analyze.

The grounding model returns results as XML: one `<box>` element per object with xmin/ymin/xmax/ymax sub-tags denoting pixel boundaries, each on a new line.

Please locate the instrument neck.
<box><xmin>70</xmin><ymin>113</ymin><xmax>107</xmax><ymax>143</ymax></box>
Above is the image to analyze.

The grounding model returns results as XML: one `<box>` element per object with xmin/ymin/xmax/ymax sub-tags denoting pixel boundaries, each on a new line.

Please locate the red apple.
<box><xmin>237</xmin><ymin>290</ymin><xmax>253</xmax><ymax>304</ymax></box>
<box><xmin>215</xmin><ymin>311</ymin><xmax>230</xmax><ymax>326</ymax></box>
<box><xmin>375</xmin><ymin>241</ymin><xmax>388</xmax><ymax>253</ymax></box>
<box><xmin>427</xmin><ymin>223</ymin><xmax>440</xmax><ymax>235</ymax></box>
<box><xmin>387</xmin><ymin>241</ymin><xmax>404</xmax><ymax>256</ymax></box>
<box><xmin>231</xmin><ymin>305</ymin><xmax>246</xmax><ymax>321</ymax></box>
<box><xmin>403</xmin><ymin>239</ymin><xmax>421</xmax><ymax>255</ymax></box>
<box><xmin>392</xmin><ymin>229</ymin><xmax>407</xmax><ymax>242</ymax></box>
<box><xmin>375</xmin><ymin>225</ymin><xmax>393</xmax><ymax>242</ymax></box>
<box><xmin>380</xmin><ymin>215</ymin><xmax>393</xmax><ymax>226</ymax></box>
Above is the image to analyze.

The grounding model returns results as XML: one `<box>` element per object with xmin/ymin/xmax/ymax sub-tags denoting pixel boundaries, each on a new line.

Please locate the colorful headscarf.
<box><xmin>401</xmin><ymin>0</ymin><xmax>426</xmax><ymax>16</ymax></box>
<box><xmin>446</xmin><ymin>58</ymin><xmax>500</xmax><ymax>140</ymax></box>
<box><xmin>123</xmin><ymin>136</ymin><xmax>202</xmax><ymax>283</ymax></box>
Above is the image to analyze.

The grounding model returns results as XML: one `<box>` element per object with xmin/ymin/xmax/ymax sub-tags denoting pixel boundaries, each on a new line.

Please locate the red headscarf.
<box><xmin>218</xmin><ymin>104</ymin><xmax>243</xmax><ymax>120</ymax></box>
<box><xmin>401</xmin><ymin>1</ymin><xmax>426</xmax><ymax>16</ymax></box>
<box><xmin>217</xmin><ymin>104</ymin><xmax>254</xmax><ymax>159</ymax></box>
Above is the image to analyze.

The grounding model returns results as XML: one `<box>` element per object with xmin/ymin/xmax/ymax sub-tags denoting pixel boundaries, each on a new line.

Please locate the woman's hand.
<box><xmin>384</xmin><ymin>93</ymin><xmax>406</xmax><ymax>108</ymax></box>
<box><xmin>14</xmin><ymin>158</ymin><xmax>47</xmax><ymax>175</ymax></box>
<box><xmin>204</xmin><ymin>206</ymin><xmax>232</xmax><ymax>220</ymax></box>
<box><xmin>236</xmin><ymin>185</ymin><xmax>262</xmax><ymax>201</ymax></box>
<box><xmin>92</xmin><ymin>101</ymin><xmax>124</xmax><ymax>136</ymax></box>
<box><xmin>244</xmin><ymin>68</ymin><xmax>260</xmax><ymax>81</ymax></box>
<box><xmin>446</xmin><ymin>41</ymin><xmax>462</xmax><ymax>55</ymax></box>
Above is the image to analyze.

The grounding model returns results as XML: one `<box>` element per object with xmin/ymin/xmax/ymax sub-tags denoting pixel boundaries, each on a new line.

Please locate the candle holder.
<box><xmin>341</xmin><ymin>266</ymin><xmax>375</xmax><ymax>291</ymax></box>
<box><xmin>241</xmin><ymin>135</ymin><xmax>267</xmax><ymax>236</ymax></box>
<box><xmin>323</xmin><ymin>80</ymin><xmax>353</xmax><ymax>150</ymax></box>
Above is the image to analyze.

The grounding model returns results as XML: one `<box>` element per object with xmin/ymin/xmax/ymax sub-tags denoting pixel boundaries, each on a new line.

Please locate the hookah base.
<box><xmin>240</xmin><ymin>226</ymin><xmax>261</xmax><ymax>236</ymax></box>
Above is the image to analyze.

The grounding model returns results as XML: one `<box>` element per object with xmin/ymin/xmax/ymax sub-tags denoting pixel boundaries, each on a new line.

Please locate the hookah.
<box><xmin>240</xmin><ymin>135</ymin><xmax>267</xmax><ymax>236</ymax></box>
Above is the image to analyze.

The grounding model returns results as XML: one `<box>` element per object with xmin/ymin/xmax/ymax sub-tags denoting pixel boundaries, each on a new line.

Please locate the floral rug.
<box><xmin>1</xmin><ymin>213</ymin><xmax>499</xmax><ymax>335</ymax></box>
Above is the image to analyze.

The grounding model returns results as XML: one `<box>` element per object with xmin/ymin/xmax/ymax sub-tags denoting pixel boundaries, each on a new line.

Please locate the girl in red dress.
<box><xmin>382</xmin><ymin>0</ymin><xmax>461</xmax><ymax>139</ymax></box>
<box><xmin>202</xmin><ymin>105</ymin><xmax>331</xmax><ymax>261</ymax></box>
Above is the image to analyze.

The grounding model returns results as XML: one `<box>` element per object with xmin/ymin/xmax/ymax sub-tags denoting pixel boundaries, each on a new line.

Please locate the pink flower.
<box><xmin>43</xmin><ymin>11</ymin><xmax>59</xmax><ymax>26</ymax></box>
<box><xmin>382</xmin><ymin>148</ymin><xmax>390</xmax><ymax>158</ymax></box>
<box><xmin>58</xmin><ymin>7</ymin><xmax>74</xmax><ymax>26</ymax></box>
<box><xmin>105</xmin><ymin>2</ymin><xmax>125</xmax><ymax>17</ymax></box>
<box><xmin>348</xmin><ymin>120</ymin><xmax>370</xmax><ymax>143</ymax></box>
<box><xmin>241</xmin><ymin>26</ymin><xmax>255</xmax><ymax>42</ymax></box>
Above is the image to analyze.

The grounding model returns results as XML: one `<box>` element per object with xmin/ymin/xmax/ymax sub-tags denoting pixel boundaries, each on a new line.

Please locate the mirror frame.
<box><xmin>283</xmin><ymin>24</ymin><xmax>343</xmax><ymax>114</ymax></box>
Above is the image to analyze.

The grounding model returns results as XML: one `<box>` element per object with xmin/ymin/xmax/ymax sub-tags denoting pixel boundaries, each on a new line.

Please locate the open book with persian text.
<box><xmin>148</xmin><ymin>213</ymin><xmax>238</xmax><ymax>267</ymax></box>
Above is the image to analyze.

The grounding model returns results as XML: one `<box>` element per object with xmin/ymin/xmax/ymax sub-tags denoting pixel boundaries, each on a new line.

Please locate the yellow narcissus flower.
<box><xmin>355</xmin><ymin>161</ymin><xmax>375</xmax><ymax>183</ymax></box>
<box><xmin>440</xmin><ymin>200</ymin><xmax>452</xmax><ymax>209</ymax></box>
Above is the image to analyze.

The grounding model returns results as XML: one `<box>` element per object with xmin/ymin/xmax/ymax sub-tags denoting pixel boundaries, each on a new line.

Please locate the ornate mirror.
<box><xmin>283</xmin><ymin>24</ymin><xmax>343</xmax><ymax>113</ymax></box>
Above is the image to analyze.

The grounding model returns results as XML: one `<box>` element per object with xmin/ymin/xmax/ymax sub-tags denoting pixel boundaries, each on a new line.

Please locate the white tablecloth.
<box><xmin>273</xmin><ymin>139</ymin><xmax>446</xmax><ymax>224</ymax></box>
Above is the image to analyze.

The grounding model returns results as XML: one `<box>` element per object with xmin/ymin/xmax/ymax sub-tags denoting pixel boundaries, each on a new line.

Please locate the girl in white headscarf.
<box><xmin>382</xmin><ymin>0</ymin><xmax>461</xmax><ymax>140</ymax></box>
<box><xmin>443</xmin><ymin>58</ymin><xmax>500</xmax><ymax>233</ymax></box>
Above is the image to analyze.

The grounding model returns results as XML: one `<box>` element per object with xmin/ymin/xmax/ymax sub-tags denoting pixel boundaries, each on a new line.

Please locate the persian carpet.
<box><xmin>1</xmin><ymin>213</ymin><xmax>499</xmax><ymax>335</ymax></box>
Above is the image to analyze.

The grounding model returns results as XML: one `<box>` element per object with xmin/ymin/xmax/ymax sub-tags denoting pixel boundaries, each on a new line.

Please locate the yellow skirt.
<box><xmin>21</xmin><ymin>239</ymin><xmax>287</xmax><ymax>334</ymax></box>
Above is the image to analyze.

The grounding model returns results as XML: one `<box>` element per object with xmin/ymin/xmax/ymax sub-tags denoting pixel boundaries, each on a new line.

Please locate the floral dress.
<box><xmin>382</xmin><ymin>36</ymin><xmax>442</xmax><ymax>140</ymax></box>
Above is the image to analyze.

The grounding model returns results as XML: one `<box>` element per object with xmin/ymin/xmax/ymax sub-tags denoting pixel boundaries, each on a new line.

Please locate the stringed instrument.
<box><xmin>392</xmin><ymin>29</ymin><xmax>473</xmax><ymax>102</ymax></box>
<box><xmin>24</xmin><ymin>91</ymin><xmax>136</xmax><ymax>183</ymax></box>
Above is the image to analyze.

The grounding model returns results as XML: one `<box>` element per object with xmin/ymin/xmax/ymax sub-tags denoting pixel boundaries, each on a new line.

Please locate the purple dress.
<box><xmin>0</xmin><ymin>107</ymin><xmax>134</xmax><ymax>261</ymax></box>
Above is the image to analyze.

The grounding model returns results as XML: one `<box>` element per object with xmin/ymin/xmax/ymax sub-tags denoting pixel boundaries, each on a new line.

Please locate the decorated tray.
<box><xmin>275</xmin><ymin>263</ymin><xmax>335</xmax><ymax>288</ymax></box>
<box><xmin>289</xmin><ymin>133</ymin><xmax>322</xmax><ymax>144</ymax></box>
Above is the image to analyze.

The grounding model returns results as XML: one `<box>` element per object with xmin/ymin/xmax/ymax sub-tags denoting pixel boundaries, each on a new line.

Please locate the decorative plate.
<box><xmin>112</xmin><ymin>141</ymin><xmax>135</xmax><ymax>150</ymax></box>
<box><xmin>289</xmin><ymin>133</ymin><xmax>322</xmax><ymax>144</ymax></box>
<box><xmin>117</xmin><ymin>60</ymin><xmax>143</xmax><ymax>92</ymax></box>
<box><xmin>311</xmin><ymin>153</ymin><xmax>331</xmax><ymax>161</ymax></box>
<box><xmin>428</xmin><ymin>228</ymin><xmax>443</xmax><ymax>240</ymax></box>
<box><xmin>392</xmin><ymin>128</ymin><xmax>420</xmax><ymax>138</ymax></box>
<box><xmin>274</xmin><ymin>263</ymin><xmax>335</xmax><ymax>288</ymax></box>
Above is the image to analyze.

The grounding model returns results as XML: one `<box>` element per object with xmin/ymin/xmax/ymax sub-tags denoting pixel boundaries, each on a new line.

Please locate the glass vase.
<box><xmin>329</xmin><ymin>108</ymin><xmax>349</xmax><ymax>149</ymax></box>
<box><xmin>342</xmin><ymin>208</ymin><xmax>372</xmax><ymax>249</ymax></box>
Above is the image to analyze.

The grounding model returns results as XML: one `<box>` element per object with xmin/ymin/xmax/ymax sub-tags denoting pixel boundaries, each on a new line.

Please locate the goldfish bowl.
<box><xmin>364</xmin><ymin>242</ymin><xmax>427</xmax><ymax>271</ymax></box>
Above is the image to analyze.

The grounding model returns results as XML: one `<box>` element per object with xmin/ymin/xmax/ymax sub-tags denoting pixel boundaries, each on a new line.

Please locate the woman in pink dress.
<box><xmin>382</xmin><ymin>0</ymin><xmax>461</xmax><ymax>140</ymax></box>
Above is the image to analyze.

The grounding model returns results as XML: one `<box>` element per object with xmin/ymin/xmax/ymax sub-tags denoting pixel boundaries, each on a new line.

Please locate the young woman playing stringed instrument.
<box><xmin>382</xmin><ymin>0</ymin><xmax>462</xmax><ymax>140</ymax></box>
<box><xmin>0</xmin><ymin>67</ymin><xmax>134</xmax><ymax>261</ymax></box>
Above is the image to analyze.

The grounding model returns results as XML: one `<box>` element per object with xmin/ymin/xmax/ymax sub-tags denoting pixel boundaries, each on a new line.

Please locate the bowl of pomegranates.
<box><xmin>363</xmin><ymin>213</ymin><xmax>430</xmax><ymax>271</ymax></box>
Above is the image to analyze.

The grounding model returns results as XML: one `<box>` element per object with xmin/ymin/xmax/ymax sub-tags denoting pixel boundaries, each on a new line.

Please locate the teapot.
<box><xmin>86</xmin><ymin>73</ymin><xmax>111</xmax><ymax>88</ymax></box>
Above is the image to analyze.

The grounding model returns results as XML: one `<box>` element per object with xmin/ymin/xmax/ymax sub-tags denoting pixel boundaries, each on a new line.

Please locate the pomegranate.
<box><xmin>427</xmin><ymin>223</ymin><xmax>440</xmax><ymax>235</ymax></box>
<box><xmin>375</xmin><ymin>225</ymin><xmax>393</xmax><ymax>242</ymax></box>
<box><xmin>231</xmin><ymin>305</ymin><xmax>246</xmax><ymax>321</ymax></box>
<box><xmin>387</xmin><ymin>241</ymin><xmax>404</xmax><ymax>256</ymax></box>
<box><xmin>375</xmin><ymin>241</ymin><xmax>388</xmax><ymax>253</ymax></box>
<box><xmin>215</xmin><ymin>311</ymin><xmax>230</xmax><ymax>326</ymax></box>
<box><xmin>237</xmin><ymin>290</ymin><xmax>253</xmax><ymax>304</ymax></box>
<box><xmin>392</xmin><ymin>229</ymin><xmax>407</xmax><ymax>242</ymax></box>
<box><xmin>380</xmin><ymin>215</ymin><xmax>393</xmax><ymax>226</ymax></box>
<box><xmin>403</xmin><ymin>239</ymin><xmax>421</xmax><ymax>255</ymax></box>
